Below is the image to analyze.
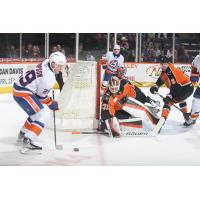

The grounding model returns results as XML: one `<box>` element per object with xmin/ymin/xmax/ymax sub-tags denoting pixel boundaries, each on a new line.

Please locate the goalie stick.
<box><xmin>80</xmin><ymin>129</ymin><xmax>159</xmax><ymax>137</ymax></box>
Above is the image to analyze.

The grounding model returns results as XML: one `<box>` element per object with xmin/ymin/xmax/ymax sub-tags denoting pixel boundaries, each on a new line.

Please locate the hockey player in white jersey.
<box><xmin>13</xmin><ymin>51</ymin><xmax>67</xmax><ymax>152</ymax></box>
<box><xmin>184</xmin><ymin>54</ymin><xmax>200</xmax><ymax>126</ymax></box>
<box><xmin>101</xmin><ymin>44</ymin><xmax>125</xmax><ymax>92</ymax></box>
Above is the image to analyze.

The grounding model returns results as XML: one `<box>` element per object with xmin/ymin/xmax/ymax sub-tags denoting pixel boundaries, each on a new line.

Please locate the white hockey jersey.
<box><xmin>191</xmin><ymin>55</ymin><xmax>200</xmax><ymax>85</ymax></box>
<box><xmin>15</xmin><ymin>59</ymin><xmax>56</xmax><ymax>97</ymax></box>
<box><xmin>192</xmin><ymin>55</ymin><xmax>200</xmax><ymax>73</ymax></box>
<box><xmin>104</xmin><ymin>52</ymin><xmax>124</xmax><ymax>72</ymax></box>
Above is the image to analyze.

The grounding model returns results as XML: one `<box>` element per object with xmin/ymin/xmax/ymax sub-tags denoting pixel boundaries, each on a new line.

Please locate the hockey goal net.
<box><xmin>54</xmin><ymin>61</ymin><xmax>101</xmax><ymax>131</ymax></box>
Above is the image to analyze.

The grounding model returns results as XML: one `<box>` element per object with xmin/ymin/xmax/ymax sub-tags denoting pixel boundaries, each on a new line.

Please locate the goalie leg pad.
<box><xmin>105</xmin><ymin>117</ymin><xmax>121</xmax><ymax>137</ymax></box>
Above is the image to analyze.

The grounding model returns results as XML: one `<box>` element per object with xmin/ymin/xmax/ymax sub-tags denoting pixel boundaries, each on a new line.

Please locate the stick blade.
<box><xmin>55</xmin><ymin>144</ymin><xmax>63</xmax><ymax>150</ymax></box>
<box><xmin>151</xmin><ymin>117</ymin><xmax>165</xmax><ymax>134</ymax></box>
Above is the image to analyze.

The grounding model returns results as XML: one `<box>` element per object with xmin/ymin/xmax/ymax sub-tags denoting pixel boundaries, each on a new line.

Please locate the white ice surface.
<box><xmin>0</xmin><ymin>88</ymin><xmax>200</xmax><ymax>166</ymax></box>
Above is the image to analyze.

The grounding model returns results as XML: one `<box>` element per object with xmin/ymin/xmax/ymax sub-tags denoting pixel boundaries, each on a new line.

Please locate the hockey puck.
<box><xmin>73</xmin><ymin>148</ymin><xmax>79</xmax><ymax>152</ymax></box>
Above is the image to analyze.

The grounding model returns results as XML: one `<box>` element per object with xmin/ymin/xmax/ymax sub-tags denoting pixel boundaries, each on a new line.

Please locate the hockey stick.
<box><xmin>52</xmin><ymin>90</ymin><xmax>63</xmax><ymax>150</ymax></box>
<box><xmin>155</xmin><ymin>92</ymin><xmax>190</xmax><ymax>120</ymax></box>
<box><xmin>80</xmin><ymin>130</ymin><xmax>157</xmax><ymax>136</ymax></box>
<box><xmin>132</xmin><ymin>80</ymin><xmax>153</xmax><ymax>87</ymax></box>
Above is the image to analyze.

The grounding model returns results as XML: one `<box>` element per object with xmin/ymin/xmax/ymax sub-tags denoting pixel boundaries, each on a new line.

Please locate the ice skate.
<box><xmin>20</xmin><ymin>137</ymin><xmax>42</xmax><ymax>154</ymax></box>
<box><xmin>17</xmin><ymin>131</ymin><xmax>25</xmax><ymax>143</ymax></box>
<box><xmin>183</xmin><ymin>112</ymin><xmax>191</xmax><ymax>121</ymax></box>
<box><xmin>183</xmin><ymin>118</ymin><xmax>196</xmax><ymax>127</ymax></box>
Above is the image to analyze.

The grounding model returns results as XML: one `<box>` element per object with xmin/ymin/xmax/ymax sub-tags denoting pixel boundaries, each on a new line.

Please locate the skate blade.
<box><xmin>182</xmin><ymin>125</ymin><xmax>194</xmax><ymax>128</ymax></box>
<box><xmin>20</xmin><ymin>147</ymin><xmax>42</xmax><ymax>155</ymax></box>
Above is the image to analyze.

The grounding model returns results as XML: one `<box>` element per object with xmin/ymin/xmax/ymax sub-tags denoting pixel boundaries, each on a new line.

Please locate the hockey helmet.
<box><xmin>160</xmin><ymin>55</ymin><xmax>171</xmax><ymax>63</ymax></box>
<box><xmin>113</xmin><ymin>44</ymin><xmax>120</xmax><ymax>50</ymax></box>
<box><xmin>49</xmin><ymin>51</ymin><xmax>67</xmax><ymax>69</ymax></box>
<box><xmin>109</xmin><ymin>76</ymin><xmax>121</xmax><ymax>94</ymax></box>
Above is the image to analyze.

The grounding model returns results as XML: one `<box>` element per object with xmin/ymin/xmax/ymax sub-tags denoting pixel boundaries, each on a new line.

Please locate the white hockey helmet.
<box><xmin>49</xmin><ymin>51</ymin><xmax>67</xmax><ymax>69</ymax></box>
<box><xmin>113</xmin><ymin>44</ymin><xmax>120</xmax><ymax>50</ymax></box>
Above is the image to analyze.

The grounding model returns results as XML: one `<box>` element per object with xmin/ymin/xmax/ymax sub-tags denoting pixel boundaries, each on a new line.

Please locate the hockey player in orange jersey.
<box><xmin>100</xmin><ymin>76</ymin><xmax>160</xmax><ymax>137</ymax></box>
<box><xmin>150</xmin><ymin>56</ymin><xmax>194</xmax><ymax>127</ymax></box>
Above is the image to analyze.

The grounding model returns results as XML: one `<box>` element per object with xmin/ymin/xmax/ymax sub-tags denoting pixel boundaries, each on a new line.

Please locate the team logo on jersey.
<box><xmin>109</xmin><ymin>60</ymin><xmax>119</xmax><ymax>69</ymax></box>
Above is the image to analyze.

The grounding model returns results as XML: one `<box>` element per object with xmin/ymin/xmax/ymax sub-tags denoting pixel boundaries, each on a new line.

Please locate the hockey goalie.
<box><xmin>100</xmin><ymin>76</ymin><xmax>161</xmax><ymax>137</ymax></box>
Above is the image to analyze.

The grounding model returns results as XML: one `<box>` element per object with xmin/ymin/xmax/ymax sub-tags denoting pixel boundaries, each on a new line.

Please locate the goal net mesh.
<box><xmin>54</xmin><ymin>61</ymin><xmax>99</xmax><ymax>131</ymax></box>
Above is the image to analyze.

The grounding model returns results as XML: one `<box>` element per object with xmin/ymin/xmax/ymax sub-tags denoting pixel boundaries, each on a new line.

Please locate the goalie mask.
<box><xmin>109</xmin><ymin>76</ymin><xmax>121</xmax><ymax>94</ymax></box>
<box><xmin>49</xmin><ymin>51</ymin><xmax>67</xmax><ymax>73</ymax></box>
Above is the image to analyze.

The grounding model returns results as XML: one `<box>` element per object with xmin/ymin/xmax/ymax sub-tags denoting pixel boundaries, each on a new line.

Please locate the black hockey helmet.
<box><xmin>160</xmin><ymin>56</ymin><xmax>171</xmax><ymax>63</ymax></box>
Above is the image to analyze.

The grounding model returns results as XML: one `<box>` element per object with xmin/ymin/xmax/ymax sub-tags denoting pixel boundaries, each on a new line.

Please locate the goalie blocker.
<box><xmin>100</xmin><ymin>76</ymin><xmax>162</xmax><ymax>137</ymax></box>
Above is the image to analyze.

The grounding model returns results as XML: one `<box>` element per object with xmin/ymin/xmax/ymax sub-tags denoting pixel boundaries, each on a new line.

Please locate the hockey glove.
<box><xmin>102</xmin><ymin>65</ymin><xmax>108</xmax><ymax>70</ymax></box>
<box><xmin>48</xmin><ymin>100</ymin><xmax>59</xmax><ymax>111</ymax></box>
<box><xmin>150</xmin><ymin>85</ymin><xmax>159</xmax><ymax>94</ymax></box>
<box><xmin>105</xmin><ymin>69</ymin><xmax>116</xmax><ymax>75</ymax></box>
<box><xmin>163</xmin><ymin>95</ymin><xmax>173</xmax><ymax>105</ymax></box>
<box><xmin>116</xmin><ymin>67</ymin><xmax>126</xmax><ymax>78</ymax></box>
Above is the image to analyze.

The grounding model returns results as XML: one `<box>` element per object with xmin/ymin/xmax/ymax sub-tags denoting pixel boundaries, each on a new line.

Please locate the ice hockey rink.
<box><xmin>0</xmin><ymin>88</ymin><xmax>200</xmax><ymax>166</ymax></box>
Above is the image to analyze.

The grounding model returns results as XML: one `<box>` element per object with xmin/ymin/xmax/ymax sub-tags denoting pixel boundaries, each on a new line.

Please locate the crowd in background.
<box><xmin>1</xmin><ymin>44</ymin><xmax>42</xmax><ymax>59</ymax></box>
<box><xmin>0</xmin><ymin>33</ymin><xmax>199</xmax><ymax>63</ymax></box>
<box><xmin>115</xmin><ymin>33</ymin><xmax>196</xmax><ymax>63</ymax></box>
<box><xmin>50</xmin><ymin>44</ymin><xmax>75</xmax><ymax>62</ymax></box>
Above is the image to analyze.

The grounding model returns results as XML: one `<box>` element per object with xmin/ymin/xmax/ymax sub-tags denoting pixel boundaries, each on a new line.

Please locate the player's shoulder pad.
<box><xmin>119</xmin><ymin>79</ymin><xmax>130</xmax><ymax>92</ymax></box>
<box><xmin>121</xmin><ymin>78</ymin><xmax>130</xmax><ymax>87</ymax></box>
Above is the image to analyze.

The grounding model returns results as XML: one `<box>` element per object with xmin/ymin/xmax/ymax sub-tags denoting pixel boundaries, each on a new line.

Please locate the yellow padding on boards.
<box><xmin>0</xmin><ymin>83</ymin><xmax>59</xmax><ymax>94</ymax></box>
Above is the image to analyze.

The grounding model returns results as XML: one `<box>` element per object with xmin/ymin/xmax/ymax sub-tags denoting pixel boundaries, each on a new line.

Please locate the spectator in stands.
<box><xmin>149</xmin><ymin>47</ymin><xmax>155</xmax><ymax>62</ymax></box>
<box><xmin>23</xmin><ymin>43</ymin><xmax>33</xmax><ymax>58</ymax></box>
<box><xmin>148</xmin><ymin>33</ymin><xmax>155</xmax><ymax>40</ymax></box>
<box><xmin>57</xmin><ymin>44</ymin><xmax>62</xmax><ymax>52</ymax></box>
<box><xmin>61</xmin><ymin>48</ymin><xmax>66</xmax><ymax>56</ymax></box>
<box><xmin>32</xmin><ymin>45</ymin><xmax>40</xmax><ymax>58</ymax></box>
<box><xmin>174</xmin><ymin>49</ymin><xmax>178</xmax><ymax>63</ymax></box>
<box><xmin>157</xmin><ymin>33</ymin><xmax>168</xmax><ymax>39</ymax></box>
<box><xmin>128</xmin><ymin>49</ymin><xmax>135</xmax><ymax>62</ymax></box>
<box><xmin>147</xmin><ymin>38</ymin><xmax>154</xmax><ymax>49</ymax></box>
<box><xmin>121</xmin><ymin>37</ymin><xmax>129</xmax><ymax>48</ymax></box>
<box><xmin>51</xmin><ymin>46</ymin><xmax>57</xmax><ymax>53</ymax></box>
<box><xmin>179</xmin><ymin>49</ymin><xmax>193</xmax><ymax>63</ymax></box>
<box><xmin>9</xmin><ymin>45</ymin><xmax>18</xmax><ymax>58</ymax></box>
<box><xmin>128</xmin><ymin>34</ymin><xmax>136</xmax><ymax>49</ymax></box>
<box><xmin>86</xmin><ymin>51</ymin><xmax>95</xmax><ymax>61</ymax></box>
<box><xmin>166</xmin><ymin>49</ymin><xmax>173</xmax><ymax>60</ymax></box>
<box><xmin>142</xmin><ymin>47</ymin><xmax>150</xmax><ymax>62</ymax></box>
<box><xmin>120</xmin><ymin>36</ymin><xmax>130</xmax><ymax>61</ymax></box>
<box><xmin>177</xmin><ymin>44</ymin><xmax>185</xmax><ymax>60</ymax></box>
<box><xmin>154</xmin><ymin>46</ymin><xmax>161</xmax><ymax>62</ymax></box>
